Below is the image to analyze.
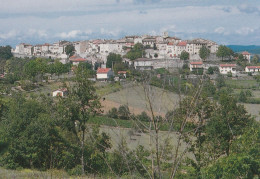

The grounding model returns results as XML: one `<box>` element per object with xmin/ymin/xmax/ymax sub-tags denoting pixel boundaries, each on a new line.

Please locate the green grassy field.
<box><xmin>225</xmin><ymin>79</ymin><xmax>259</xmax><ymax>89</ymax></box>
<box><xmin>96</xmin><ymin>82</ymin><xmax>122</xmax><ymax>96</ymax></box>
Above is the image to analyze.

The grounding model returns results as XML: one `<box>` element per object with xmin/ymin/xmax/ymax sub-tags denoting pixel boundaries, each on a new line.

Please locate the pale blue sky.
<box><xmin>0</xmin><ymin>0</ymin><xmax>260</xmax><ymax>46</ymax></box>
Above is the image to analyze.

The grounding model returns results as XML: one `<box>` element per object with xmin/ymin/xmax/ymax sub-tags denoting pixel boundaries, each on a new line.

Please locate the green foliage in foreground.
<box><xmin>0</xmin><ymin>68</ymin><xmax>259</xmax><ymax>178</ymax></box>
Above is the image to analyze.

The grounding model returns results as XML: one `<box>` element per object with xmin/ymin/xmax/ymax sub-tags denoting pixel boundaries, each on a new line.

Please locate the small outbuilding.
<box><xmin>52</xmin><ymin>88</ymin><xmax>68</xmax><ymax>97</ymax></box>
<box><xmin>118</xmin><ymin>71</ymin><xmax>127</xmax><ymax>78</ymax></box>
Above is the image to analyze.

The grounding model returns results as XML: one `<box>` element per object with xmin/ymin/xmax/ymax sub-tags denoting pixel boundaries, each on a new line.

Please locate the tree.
<box><xmin>216</xmin><ymin>45</ymin><xmax>233</xmax><ymax>61</ymax></box>
<box><xmin>199</xmin><ymin>46</ymin><xmax>210</xmax><ymax>61</ymax></box>
<box><xmin>216</xmin><ymin>74</ymin><xmax>225</xmax><ymax>89</ymax></box>
<box><xmin>107</xmin><ymin>107</ymin><xmax>118</xmax><ymax>119</ymax></box>
<box><xmin>252</xmin><ymin>55</ymin><xmax>259</xmax><ymax>64</ymax></box>
<box><xmin>154</xmin><ymin>53</ymin><xmax>158</xmax><ymax>58</ymax></box>
<box><xmin>206</xmin><ymin>94</ymin><xmax>253</xmax><ymax>157</ymax></box>
<box><xmin>238</xmin><ymin>54</ymin><xmax>245</xmax><ymax>61</ymax></box>
<box><xmin>24</xmin><ymin>58</ymin><xmax>48</xmax><ymax>81</ymax></box>
<box><xmin>0</xmin><ymin>46</ymin><xmax>13</xmax><ymax>60</ymax></box>
<box><xmin>65</xmin><ymin>44</ymin><xmax>75</xmax><ymax>57</ymax></box>
<box><xmin>207</xmin><ymin>67</ymin><xmax>214</xmax><ymax>74</ymax></box>
<box><xmin>203</xmin><ymin>122</ymin><xmax>260</xmax><ymax>178</ymax></box>
<box><xmin>106</xmin><ymin>53</ymin><xmax>122</xmax><ymax>68</ymax></box>
<box><xmin>113</xmin><ymin>63</ymin><xmax>127</xmax><ymax>74</ymax></box>
<box><xmin>124</xmin><ymin>43</ymin><xmax>145</xmax><ymax>60</ymax></box>
<box><xmin>180</xmin><ymin>51</ymin><xmax>189</xmax><ymax>60</ymax></box>
<box><xmin>185</xmin><ymin>96</ymin><xmax>215</xmax><ymax>178</ymax></box>
<box><xmin>58</xmin><ymin>68</ymin><xmax>102</xmax><ymax>174</ymax></box>
<box><xmin>0</xmin><ymin>95</ymin><xmax>70</xmax><ymax>170</ymax></box>
<box><xmin>118</xmin><ymin>105</ymin><xmax>130</xmax><ymax>120</ymax></box>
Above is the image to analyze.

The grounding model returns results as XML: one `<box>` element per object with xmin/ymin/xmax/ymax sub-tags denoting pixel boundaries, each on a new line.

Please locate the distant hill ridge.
<box><xmin>227</xmin><ymin>45</ymin><xmax>260</xmax><ymax>54</ymax></box>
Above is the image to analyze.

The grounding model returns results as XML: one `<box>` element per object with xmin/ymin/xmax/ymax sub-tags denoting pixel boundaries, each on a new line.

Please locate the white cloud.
<box><xmin>214</xmin><ymin>27</ymin><xmax>230</xmax><ymax>35</ymax></box>
<box><xmin>235</xmin><ymin>27</ymin><xmax>255</xmax><ymax>35</ymax></box>
<box><xmin>214</xmin><ymin>27</ymin><xmax>225</xmax><ymax>34</ymax></box>
<box><xmin>28</xmin><ymin>29</ymin><xmax>47</xmax><ymax>38</ymax></box>
<box><xmin>57</xmin><ymin>30</ymin><xmax>92</xmax><ymax>39</ymax></box>
<box><xmin>0</xmin><ymin>30</ymin><xmax>18</xmax><ymax>39</ymax></box>
<box><xmin>100</xmin><ymin>28</ymin><xmax>122</xmax><ymax>37</ymax></box>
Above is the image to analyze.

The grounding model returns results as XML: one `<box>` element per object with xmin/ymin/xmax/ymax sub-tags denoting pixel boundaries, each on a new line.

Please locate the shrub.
<box><xmin>68</xmin><ymin>165</ymin><xmax>82</xmax><ymax>176</ymax></box>
<box><xmin>107</xmin><ymin>107</ymin><xmax>118</xmax><ymax>119</ymax></box>
<box><xmin>118</xmin><ymin>105</ymin><xmax>130</xmax><ymax>120</ymax></box>
<box><xmin>136</xmin><ymin>111</ymin><xmax>150</xmax><ymax>122</ymax></box>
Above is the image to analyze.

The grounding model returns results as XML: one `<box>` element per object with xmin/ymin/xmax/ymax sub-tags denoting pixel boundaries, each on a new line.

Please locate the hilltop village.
<box><xmin>11</xmin><ymin>32</ymin><xmax>258</xmax><ymax>79</ymax></box>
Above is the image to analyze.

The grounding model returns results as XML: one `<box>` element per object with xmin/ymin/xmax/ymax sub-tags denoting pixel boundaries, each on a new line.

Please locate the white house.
<box><xmin>134</xmin><ymin>58</ymin><xmax>154</xmax><ymax>70</ymax></box>
<box><xmin>242</xmin><ymin>51</ymin><xmax>251</xmax><ymax>62</ymax></box>
<box><xmin>219</xmin><ymin>64</ymin><xmax>236</xmax><ymax>74</ymax></box>
<box><xmin>99</xmin><ymin>41</ymin><xmax>123</xmax><ymax>54</ymax></box>
<box><xmin>53</xmin><ymin>88</ymin><xmax>68</xmax><ymax>97</ymax></box>
<box><xmin>42</xmin><ymin>43</ymin><xmax>51</xmax><ymax>54</ymax></box>
<box><xmin>190</xmin><ymin>61</ymin><xmax>203</xmax><ymax>71</ymax></box>
<box><xmin>96</xmin><ymin>68</ymin><xmax>113</xmax><ymax>80</ymax></box>
<box><xmin>176</xmin><ymin>41</ymin><xmax>187</xmax><ymax>56</ymax></box>
<box><xmin>245</xmin><ymin>66</ymin><xmax>260</xmax><ymax>73</ymax></box>
<box><xmin>14</xmin><ymin>43</ymin><xmax>33</xmax><ymax>55</ymax></box>
<box><xmin>142</xmin><ymin>37</ymin><xmax>156</xmax><ymax>48</ymax></box>
<box><xmin>33</xmin><ymin>45</ymin><xmax>42</xmax><ymax>56</ymax></box>
<box><xmin>73</xmin><ymin>41</ymin><xmax>87</xmax><ymax>55</ymax></box>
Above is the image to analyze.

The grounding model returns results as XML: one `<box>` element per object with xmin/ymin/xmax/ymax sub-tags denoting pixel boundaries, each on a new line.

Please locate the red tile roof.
<box><xmin>246</xmin><ymin>66</ymin><xmax>260</xmax><ymax>69</ymax></box>
<box><xmin>70</xmin><ymin>58</ymin><xmax>87</xmax><ymax>62</ymax></box>
<box><xmin>190</xmin><ymin>61</ymin><xmax>203</xmax><ymax>65</ymax></box>
<box><xmin>168</xmin><ymin>42</ymin><xmax>174</xmax><ymax>45</ymax></box>
<box><xmin>97</xmin><ymin>68</ymin><xmax>111</xmax><ymax>73</ymax></box>
<box><xmin>43</xmin><ymin>43</ymin><xmax>50</xmax><ymax>46</ymax></box>
<box><xmin>177</xmin><ymin>41</ymin><xmax>187</xmax><ymax>46</ymax></box>
<box><xmin>242</xmin><ymin>51</ymin><xmax>250</xmax><ymax>55</ymax></box>
<box><xmin>220</xmin><ymin>64</ymin><xmax>236</xmax><ymax>67</ymax></box>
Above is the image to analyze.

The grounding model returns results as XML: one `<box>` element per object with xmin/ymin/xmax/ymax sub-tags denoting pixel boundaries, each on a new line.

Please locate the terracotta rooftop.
<box><xmin>242</xmin><ymin>51</ymin><xmax>250</xmax><ymax>55</ymax></box>
<box><xmin>177</xmin><ymin>41</ymin><xmax>187</xmax><ymax>46</ymax></box>
<box><xmin>190</xmin><ymin>61</ymin><xmax>203</xmax><ymax>65</ymax></box>
<box><xmin>70</xmin><ymin>58</ymin><xmax>87</xmax><ymax>62</ymax></box>
<box><xmin>246</xmin><ymin>66</ymin><xmax>260</xmax><ymax>69</ymax></box>
<box><xmin>97</xmin><ymin>68</ymin><xmax>111</xmax><ymax>73</ymax></box>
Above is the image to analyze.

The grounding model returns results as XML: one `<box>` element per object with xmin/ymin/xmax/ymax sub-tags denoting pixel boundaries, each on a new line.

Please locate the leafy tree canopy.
<box><xmin>106</xmin><ymin>53</ymin><xmax>122</xmax><ymax>68</ymax></box>
<box><xmin>124</xmin><ymin>43</ymin><xmax>145</xmax><ymax>60</ymax></box>
<box><xmin>199</xmin><ymin>46</ymin><xmax>210</xmax><ymax>61</ymax></box>
<box><xmin>65</xmin><ymin>44</ymin><xmax>75</xmax><ymax>57</ymax></box>
<box><xmin>216</xmin><ymin>45</ymin><xmax>234</xmax><ymax>60</ymax></box>
<box><xmin>0</xmin><ymin>46</ymin><xmax>13</xmax><ymax>60</ymax></box>
<box><xmin>180</xmin><ymin>51</ymin><xmax>189</xmax><ymax>60</ymax></box>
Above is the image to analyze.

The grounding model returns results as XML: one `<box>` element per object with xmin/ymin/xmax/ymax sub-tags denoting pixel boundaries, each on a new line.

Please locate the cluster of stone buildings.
<box><xmin>12</xmin><ymin>32</ymin><xmax>219</xmax><ymax>66</ymax></box>
<box><xmin>190</xmin><ymin>60</ymin><xmax>258</xmax><ymax>75</ymax></box>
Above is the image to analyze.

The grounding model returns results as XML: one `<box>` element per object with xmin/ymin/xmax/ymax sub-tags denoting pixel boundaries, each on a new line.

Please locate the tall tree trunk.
<box><xmin>81</xmin><ymin>128</ymin><xmax>85</xmax><ymax>175</ymax></box>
